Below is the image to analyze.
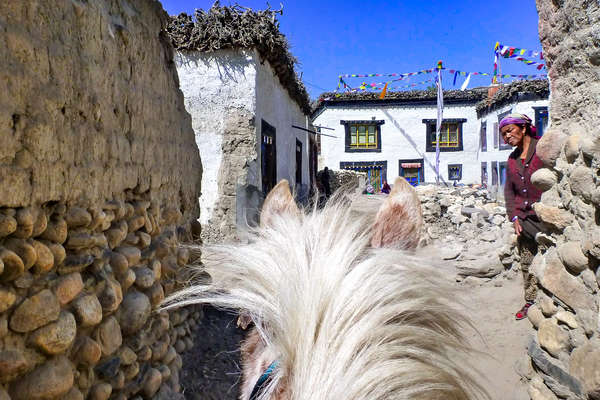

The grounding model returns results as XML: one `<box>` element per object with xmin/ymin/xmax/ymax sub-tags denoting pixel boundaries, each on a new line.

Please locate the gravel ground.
<box><xmin>181</xmin><ymin>307</ymin><xmax>245</xmax><ymax>400</ymax></box>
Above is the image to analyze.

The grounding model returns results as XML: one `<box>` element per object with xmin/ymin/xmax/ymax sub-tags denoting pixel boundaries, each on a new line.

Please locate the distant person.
<box><xmin>381</xmin><ymin>180</ymin><xmax>391</xmax><ymax>194</ymax></box>
<box><xmin>365</xmin><ymin>182</ymin><xmax>375</xmax><ymax>194</ymax></box>
<box><xmin>501</xmin><ymin>113</ymin><xmax>543</xmax><ymax>320</ymax></box>
<box><xmin>321</xmin><ymin>167</ymin><xmax>331</xmax><ymax>198</ymax></box>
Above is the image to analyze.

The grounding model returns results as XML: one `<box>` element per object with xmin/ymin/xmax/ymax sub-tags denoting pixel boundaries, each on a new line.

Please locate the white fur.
<box><xmin>163</xmin><ymin>200</ymin><xmax>487</xmax><ymax>400</ymax></box>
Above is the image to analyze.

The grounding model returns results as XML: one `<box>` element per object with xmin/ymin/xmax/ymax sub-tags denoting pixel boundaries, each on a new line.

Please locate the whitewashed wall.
<box><xmin>175</xmin><ymin>50</ymin><xmax>256</xmax><ymax>224</ymax></box>
<box><xmin>254</xmin><ymin>51</ymin><xmax>310</xmax><ymax>190</ymax></box>
<box><xmin>477</xmin><ymin>99</ymin><xmax>549</xmax><ymax>187</ymax></box>
<box><xmin>313</xmin><ymin>103</ymin><xmax>482</xmax><ymax>184</ymax></box>
<box><xmin>176</xmin><ymin>49</ymin><xmax>310</xmax><ymax>232</ymax></box>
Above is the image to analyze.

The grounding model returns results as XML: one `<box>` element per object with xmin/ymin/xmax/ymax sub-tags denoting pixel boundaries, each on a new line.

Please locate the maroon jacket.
<box><xmin>504</xmin><ymin>138</ymin><xmax>544</xmax><ymax>221</ymax></box>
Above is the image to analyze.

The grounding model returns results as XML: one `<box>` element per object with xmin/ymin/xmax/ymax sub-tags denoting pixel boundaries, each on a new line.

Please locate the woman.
<box><xmin>381</xmin><ymin>180</ymin><xmax>391</xmax><ymax>194</ymax></box>
<box><xmin>500</xmin><ymin>113</ymin><xmax>544</xmax><ymax>320</ymax></box>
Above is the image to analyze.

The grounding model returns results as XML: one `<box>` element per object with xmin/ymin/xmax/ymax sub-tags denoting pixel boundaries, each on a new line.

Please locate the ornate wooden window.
<box><xmin>341</xmin><ymin>120</ymin><xmax>384</xmax><ymax>152</ymax></box>
<box><xmin>423</xmin><ymin>119</ymin><xmax>466</xmax><ymax>152</ymax></box>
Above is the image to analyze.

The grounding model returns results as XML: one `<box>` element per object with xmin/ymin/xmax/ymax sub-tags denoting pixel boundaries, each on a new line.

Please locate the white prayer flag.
<box><xmin>460</xmin><ymin>73</ymin><xmax>472</xmax><ymax>91</ymax></box>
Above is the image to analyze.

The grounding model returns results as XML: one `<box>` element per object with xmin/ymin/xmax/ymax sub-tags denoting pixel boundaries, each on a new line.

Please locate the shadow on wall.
<box><xmin>177</xmin><ymin>49</ymin><xmax>252</xmax><ymax>83</ymax></box>
<box><xmin>382</xmin><ymin>109</ymin><xmax>448</xmax><ymax>185</ymax></box>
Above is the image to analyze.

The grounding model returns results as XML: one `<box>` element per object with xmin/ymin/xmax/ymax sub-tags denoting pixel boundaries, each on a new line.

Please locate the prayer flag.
<box><xmin>460</xmin><ymin>73</ymin><xmax>471</xmax><ymax>91</ymax></box>
<box><xmin>435</xmin><ymin>64</ymin><xmax>444</xmax><ymax>185</ymax></box>
<box><xmin>379</xmin><ymin>82</ymin><xmax>388</xmax><ymax>99</ymax></box>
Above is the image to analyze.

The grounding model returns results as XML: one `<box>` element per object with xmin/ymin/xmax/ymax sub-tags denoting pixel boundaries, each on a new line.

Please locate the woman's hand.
<box><xmin>513</xmin><ymin>219</ymin><xmax>522</xmax><ymax>236</ymax></box>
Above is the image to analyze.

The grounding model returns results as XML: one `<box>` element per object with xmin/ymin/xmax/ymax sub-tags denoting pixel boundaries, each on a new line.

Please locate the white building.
<box><xmin>168</xmin><ymin>9</ymin><xmax>314</xmax><ymax>242</ymax></box>
<box><xmin>312</xmin><ymin>80</ymin><xmax>548</xmax><ymax>192</ymax></box>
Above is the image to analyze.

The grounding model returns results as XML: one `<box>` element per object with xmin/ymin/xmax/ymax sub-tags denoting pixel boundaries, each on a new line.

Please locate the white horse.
<box><xmin>164</xmin><ymin>178</ymin><xmax>487</xmax><ymax>400</ymax></box>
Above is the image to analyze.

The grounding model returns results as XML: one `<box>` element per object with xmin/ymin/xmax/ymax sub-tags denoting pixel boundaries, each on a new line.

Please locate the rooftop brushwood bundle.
<box><xmin>476</xmin><ymin>79</ymin><xmax>549</xmax><ymax>116</ymax></box>
<box><xmin>166</xmin><ymin>2</ymin><xmax>311</xmax><ymax>113</ymax></box>
<box><xmin>313</xmin><ymin>87</ymin><xmax>489</xmax><ymax>114</ymax></box>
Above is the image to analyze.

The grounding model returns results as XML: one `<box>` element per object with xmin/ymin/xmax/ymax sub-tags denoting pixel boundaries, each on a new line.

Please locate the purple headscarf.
<box><xmin>499</xmin><ymin>113</ymin><xmax>537</xmax><ymax>136</ymax></box>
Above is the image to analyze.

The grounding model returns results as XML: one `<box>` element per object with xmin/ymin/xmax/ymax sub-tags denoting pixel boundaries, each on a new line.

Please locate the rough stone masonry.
<box><xmin>525</xmin><ymin>1</ymin><xmax>600</xmax><ymax>399</ymax></box>
<box><xmin>0</xmin><ymin>1</ymin><xmax>202</xmax><ymax>399</ymax></box>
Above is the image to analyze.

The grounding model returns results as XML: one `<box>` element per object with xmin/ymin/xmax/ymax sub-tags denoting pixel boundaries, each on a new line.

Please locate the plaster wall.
<box><xmin>175</xmin><ymin>50</ymin><xmax>256</xmax><ymax>225</ymax></box>
<box><xmin>313</xmin><ymin>103</ymin><xmax>483</xmax><ymax>184</ymax></box>
<box><xmin>254</xmin><ymin>51</ymin><xmax>310</xmax><ymax>193</ymax></box>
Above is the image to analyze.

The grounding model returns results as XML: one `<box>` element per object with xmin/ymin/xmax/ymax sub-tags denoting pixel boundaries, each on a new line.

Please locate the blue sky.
<box><xmin>160</xmin><ymin>1</ymin><xmax>544</xmax><ymax>99</ymax></box>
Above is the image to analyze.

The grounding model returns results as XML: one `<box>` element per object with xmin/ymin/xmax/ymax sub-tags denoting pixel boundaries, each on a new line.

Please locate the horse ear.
<box><xmin>370</xmin><ymin>177</ymin><xmax>423</xmax><ymax>249</ymax></box>
<box><xmin>260</xmin><ymin>179</ymin><xmax>299</xmax><ymax>228</ymax></box>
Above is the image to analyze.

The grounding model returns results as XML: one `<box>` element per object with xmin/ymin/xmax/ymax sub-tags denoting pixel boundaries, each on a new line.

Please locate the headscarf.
<box><xmin>499</xmin><ymin>113</ymin><xmax>537</xmax><ymax>136</ymax></box>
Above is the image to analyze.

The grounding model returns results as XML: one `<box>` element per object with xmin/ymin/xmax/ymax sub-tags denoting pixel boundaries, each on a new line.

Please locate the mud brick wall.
<box><xmin>525</xmin><ymin>2</ymin><xmax>600</xmax><ymax>399</ymax></box>
<box><xmin>0</xmin><ymin>1</ymin><xmax>202</xmax><ymax>399</ymax></box>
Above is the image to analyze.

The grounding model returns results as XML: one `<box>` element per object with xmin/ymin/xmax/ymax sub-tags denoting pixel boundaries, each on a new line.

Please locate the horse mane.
<box><xmin>163</xmin><ymin>193</ymin><xmax>487</xmax><ymax>400</ymax></box>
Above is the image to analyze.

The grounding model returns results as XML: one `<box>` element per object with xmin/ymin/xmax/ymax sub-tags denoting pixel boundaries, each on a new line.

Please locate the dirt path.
<box><xmin>431</xmin><ymin>253</ymin><xmax>531</xmax><ymax>399</ymax></box>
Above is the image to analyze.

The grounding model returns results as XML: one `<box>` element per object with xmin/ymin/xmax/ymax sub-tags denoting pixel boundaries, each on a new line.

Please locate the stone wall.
<box><xmin>525</xmin><ymin>2</ymin><xmax>600</xmax><ymax>399</ymax></box>
<box><xmin>0</xmin><ymin>1</ymin><xmax>202</xmax><ymax>399</ymax></box>
<box><xmin>328</xmin><ymin>169</ymin><xmax>366</xmax><ymax>195</ymax></box>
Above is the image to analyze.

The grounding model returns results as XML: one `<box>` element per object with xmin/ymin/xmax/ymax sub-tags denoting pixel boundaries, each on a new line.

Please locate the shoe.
<box><xmin>515</xmin><ymin>302</ymin><xmax>533</xmax><ymax>320</ymax></box>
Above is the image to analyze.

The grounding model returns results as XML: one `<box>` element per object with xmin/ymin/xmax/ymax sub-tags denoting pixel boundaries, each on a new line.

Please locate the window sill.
<box><xmin>345</xmin><ymin>147</ymin><xmax>382</xmax><ymax>153</ymax></box>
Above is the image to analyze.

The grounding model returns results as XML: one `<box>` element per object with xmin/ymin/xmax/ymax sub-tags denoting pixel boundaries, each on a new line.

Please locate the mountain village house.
<box><xmin>167</xmin><ymin>8</ymin><xmax>315</xmax><ymax>242</ymax></box>
<box><xmin>312</xmin><ymin>79</ymin><xmax>549</xmax><ymax>193</ymax></box>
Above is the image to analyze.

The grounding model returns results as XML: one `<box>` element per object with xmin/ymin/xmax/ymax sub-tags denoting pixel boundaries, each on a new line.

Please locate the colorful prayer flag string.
<box><xmin>496</xmin><ymin>43</ymin><xmax>543</xmax><ymax>60</ymax></box>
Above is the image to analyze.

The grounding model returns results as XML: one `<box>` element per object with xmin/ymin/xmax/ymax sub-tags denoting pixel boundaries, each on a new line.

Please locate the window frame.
<box><xmin>533</xmin><ymin>106</ymin><xmax>549</xmax><ymax>136</ymax></box>
<box><xmin>341</xmin><ymin>120</ymin><xmax>384</xmax><ymax>153</ymax></box>
<box><xmin>480</xmin><ymin>121</ymin><xmax>487</xmax><ymax>152</ymax></box>
<box><xmin>448</xmin><ymin>164</ymin><xmax>463</xmax><ymax>181</ymax></box>
<box><xmin>422</xmin><ymin>118</ymin><xmax>466</xmax><ymax>152</ymax></box>
<box><xmin>491</xmin><ymin>161</ymin><xmax>499</xmax><ymax>186</ymax></box>
<box><xmin>497</xmin><ymin>109</ymin><xmax>512</xmax><ymax>150</ymax></box>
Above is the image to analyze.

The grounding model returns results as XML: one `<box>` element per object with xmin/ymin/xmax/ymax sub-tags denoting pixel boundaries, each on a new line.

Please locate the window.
<box><xmin>448</xmin><ymin>164</ymin><xmax>462</xmax><ymax>181</ymax></box>
<box><xmin>350</xmin><ymin>124</ymin><xmax>377</xmax><ymax>148</ymax></box>
<box><xmin>480</xmin><ymin>121</ymin><xmax>487</xmax><ymax>152</ymax></box>
<box><xmin>481</xmin><ymin>162</ymin><xmax>488</xmax><ymax>187</ymax></box>
<box><xmin>431</xmin><ymin>123</ymin><xmax>459</xmax><ymax>147</ymax></box>
<box><xmin>341</xmin><ymin>120</ymin><xmax>384</xmax><ymax>152</ymax></box>
<box><xmin>499</xmin><ymin>161</ymin><xmax>507</xmax><ymax>186</ymax></box>
<box><xmin>423</xmin><ymin>119</ymin><xmax>466</xmax><ymax>152</ymax></box>
<box><xmin>399</xmin><ymin>159</ymin><xmax>425</xmax><ymax>186</ymax></box>
<box><xmin>491</xmin><ymin>161</ymin><xmax>499</xmax><ymax>186</ymax></box>
<box><xmin>534</xmin><ymin>107</ymin><xmax>549</xmax><ymax>136</ymax></box>
<box><xmin>498</xmin><ymin>109</ymin><xmax>512</xmax><ymax>150</ymax></box>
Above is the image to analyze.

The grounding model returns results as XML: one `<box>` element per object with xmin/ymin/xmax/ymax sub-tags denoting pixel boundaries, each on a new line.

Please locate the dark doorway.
<box><xmin>309</xmin><ymin>138</ymin><xmax>318</xmax><ymax>190</ymax></box>
<box><xmin>296</xmin><ymin>139</ymin><xmax>303</xmax><ymax>185</ymax></box>
<box><xmin>261</xmin><ymin>120</ymin><xmax>277</xmax><ymax>195</ymax></box>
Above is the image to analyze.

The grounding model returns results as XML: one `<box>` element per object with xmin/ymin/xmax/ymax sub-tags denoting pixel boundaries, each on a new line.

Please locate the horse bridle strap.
<box><xmin>249</xmin><ymin>360</ymin><xmax>279</xmax><ymax>400</ymax></box>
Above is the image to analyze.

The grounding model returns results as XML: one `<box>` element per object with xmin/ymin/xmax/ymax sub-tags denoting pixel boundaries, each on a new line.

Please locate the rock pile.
<box><xmin>415</xmin><ymin>184</ymin><xmax>518</xmax><ymax>279</ymax></box>
<box><xmin>328</xmin><ymin>170</ymin><xmax>366</xmax><ymax>194</ymax></box>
